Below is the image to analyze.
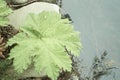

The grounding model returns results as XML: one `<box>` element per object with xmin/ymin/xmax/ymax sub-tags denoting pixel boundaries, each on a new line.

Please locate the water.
<box><xmin>62</xmin><ymin>0</ymin><xmax>120</xmax><ymax>80</ymax></box>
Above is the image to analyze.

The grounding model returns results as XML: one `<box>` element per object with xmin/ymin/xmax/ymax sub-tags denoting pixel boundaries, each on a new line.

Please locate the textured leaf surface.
<box><xmin>0</xmin><ymin>17</ymin><xmax>9</xmax><ymax>26</ymax></box>
<box><xmin>0</xmin><ymin>0</ymin><xmax>12</xmax><ymax>26</ymax></box>
<box><xmin>8</xmin><ymin>11</ymin><xmax>82</xmax><ymax>80</ymax></box>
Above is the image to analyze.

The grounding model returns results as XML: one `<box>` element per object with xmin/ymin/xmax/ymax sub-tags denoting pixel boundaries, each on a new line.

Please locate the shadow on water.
<box><xmin>62</xmin><ymin>0</ymin><xmax>120</xmax><ymax>80</ymax></box>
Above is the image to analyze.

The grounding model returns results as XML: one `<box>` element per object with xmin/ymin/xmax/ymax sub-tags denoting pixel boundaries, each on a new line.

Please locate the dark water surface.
<box><xmin>62</xmin><ymin>0</ymin><xmax>120</xmax><ymax>80</ymax></box>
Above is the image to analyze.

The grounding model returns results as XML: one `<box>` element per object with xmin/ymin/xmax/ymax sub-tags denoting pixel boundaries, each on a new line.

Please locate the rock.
<box><xmin>12</xmin><ymin>0</ymin><xmax>29</xmax><ymax>4</ymax></box>
<box><xmin>8</xmin><ymin>2</ymin><xmax>60</xmax><ymax>28</ymax></box>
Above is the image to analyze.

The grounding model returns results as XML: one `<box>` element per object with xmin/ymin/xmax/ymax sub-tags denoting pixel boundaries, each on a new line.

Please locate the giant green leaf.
<box><xmin>0</xmin><ymin>0</ymin><xmax>12</xmax><ymax>26</ymax></box>
<box><xmin>8</xmin><ymin>11</ymin><xmax>82</xmax><ymax>80</ymax></box>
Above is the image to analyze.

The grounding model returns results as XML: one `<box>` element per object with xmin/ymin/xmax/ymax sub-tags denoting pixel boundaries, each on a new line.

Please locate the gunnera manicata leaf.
<box><xmin>7</xmin><ymin>11</ymin><xmax>82</xmax><ymax>80</ymax></box>
<box><xmin>0</xmin><ymin>0</ymin><xmax>12</xmax><ymax>26</ymax></box>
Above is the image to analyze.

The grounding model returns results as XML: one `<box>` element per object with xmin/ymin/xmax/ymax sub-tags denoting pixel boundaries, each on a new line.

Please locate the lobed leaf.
<box><xmin>8</xmin><ymin>11</ymin><xmax>82</xmax><ymax>80</ymax></box>
<box><xmin>0</xmin><ymin>0</ymin><xmax>12</xmax><ymax>26</ymax></box>
<box><xmin>0</xmin><ymin>17</ymin><xmax>9</xmax><ymax>26</ymax></box>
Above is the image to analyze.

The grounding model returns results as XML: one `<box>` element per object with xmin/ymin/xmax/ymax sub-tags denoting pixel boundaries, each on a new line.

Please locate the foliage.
<box><xmin>7</xmin><ymin>11</ymin><xmax>82</xmax><ymax>80</ymax></box>
<box><xmin>0</xmin><ymin>59</ymin><xmax>12</xmax><ymax>73</ymax></box>
<box><xmin>0</xmin><ymin>0</ymin><xmax>12</xmax><ymax>26</ymax></box>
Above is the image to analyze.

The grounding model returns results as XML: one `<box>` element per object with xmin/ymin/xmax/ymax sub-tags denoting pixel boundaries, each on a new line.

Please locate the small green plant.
<box><xmin>7</xmin><ymin>11</ymin><xmax>82</xmax><ymax>80</ymax></box>
<box><xmin>0</xmin><ymin>0</ymin><xmax>12</xmax><ymax>26</ymax></box>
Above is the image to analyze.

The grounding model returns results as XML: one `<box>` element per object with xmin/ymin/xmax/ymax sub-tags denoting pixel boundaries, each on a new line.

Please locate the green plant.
<box><xmin>0</xmin><ymin>0</ymin><xmax>12</xmax><ymax>26</ymax></box>
<box><xmin>7</xmin><ymin>11</ymin><xmax>82</xmax><ymax>80</ymax></box>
